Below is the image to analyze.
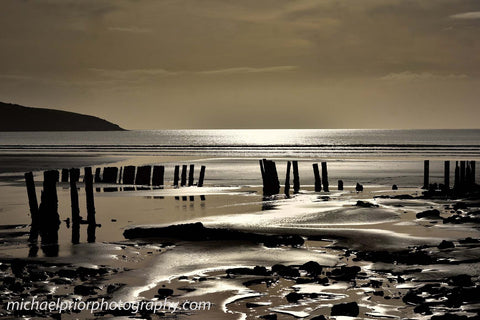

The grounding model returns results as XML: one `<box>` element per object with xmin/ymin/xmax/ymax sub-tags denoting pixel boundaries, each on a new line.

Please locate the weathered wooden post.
<box><xmin>71</xmin><ymin>168</ymin><xmax>80</xmax><ymax>183</ymax></box>
<box><xmin>123</xmin><ymin>166</ymin><xmax>136</xmax><ymax>184</ymax></box>
<box><xmin>312</xmin><ymin>163</ymin><xmax>322</xmax><ymax>192</ymax></box>
<box><xmin>173</xmin><ymin>165</ymin><xmax>180</xmax><ymax>187</ymax></box>
<box><xmin>152</xmin><ymin>165</ymin><xmax>165</xmax><ymax>186</ymax></box>
<box><xmin>471</xmin><ymin>161</ymin><xmax>476</xmax><ymax>185</ymax></box>
<box><xmin>321</xmin><ymin>162</ymin><xmax>329</xmax><ymax>192</ymax></box>
<box><xmin>292</xmin><ymin>160</ymin><xmax>300</xmax><ymax>194</ymax></box>
<box><xmin>454</xmin><ymin>161</ymin><xmax>460</xmax><ymax>191</ymax></box>
<box><xmin>188</xmin><ymin>164</ymin><xmax>195</xmax><ymax>186</ymax></box>
<box><xmin>39</xmin><ymin>170</ymin><xmax>60</xmax><ymax>245</ymax></box>
<box><xmin>94</xmin><ymin>168</ymin><xmax>102</xmax><ymax>183</ymax></box>
<box><xmin>135</xmin><ymin>166</ymin><xmax>152</xmax><ymax>185</ymax></box>
<box><xmin>61</xmin><ymin>169</ymin><xmax>69</xmax><ymax>182</ymax></box>
<box><xmin>198</xmin><ymin>166</ymin><xmax>206</xmax><ymax>187</ymax></box>
<box><xmin>338</xmin><ymin>180</ymin><xmax>344</xmax><ymax>190</ymax></box>
<box><xmin>118</xmin><ymin>167</ymin><xmax>123</xmax><ymax>184</ymax></box>
<box><xmin>271</xmin><ymin>161</ymin><xmax>280</xmax><ymax>194</ymax></box>
<box><xmin>423</xmin><ymin>160</ymin><xmax>429</xmax><ymax>189</ymax></box>
<box><xmin>460</xmin><ymin>161</ymin><xmax>466</xmax><ymax>189</ymax></box>
<box><xmin>181</xmin><ymin>165</ymin><xmax>187</xmax><ymax>187</ymax></box>
<box><xmin>84</xmin><ymin>167</ymin><xmax>96</xmax><ymax>243</ymax></box>
<box><xmin>285</xmin><ymin>161</ymin><xmax>291</xmax><ymax>197</ymax></box>
<box><xmin>444</xmin><ymin>161</ymin><xmax>450</xmax><ymax>192</ymax></box>
<box><xmin>69</xmin><ymin>168</ymin><xmax>80</xmax><ymax>244</ymax></box>
<box><xmin>102</xmin><ymin>167</ymin><xmax>118</xmax><ymax>183</ymax></box>
<box><xmin>25</xmin><ymin>172</ymin><xmax>39</xmax><ymax>243</ymax></box>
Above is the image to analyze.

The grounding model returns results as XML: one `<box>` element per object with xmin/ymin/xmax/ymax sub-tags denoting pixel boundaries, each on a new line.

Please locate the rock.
<box><xmin>259</xmin><ymin>315</ymin><xmax>277</xmax><ymax>320</ymax></box>
<box><xmin>11</xmin><ymin>260</ymin><xmax>26</xmax><ymax>277</ymax></box>
<box><xmin>226</xmin><ymin>266</ymin><xmax>270</xmax><ymax>276</ymax></box>
<box><xmin>355</xmin><ymin>183</ymin><xmax>364</xmax><ymax>192</ymax></box>
<box><xmin>459</xmin><ymin>237</ymin><xmax>479</xmax><ymax>244</ymax></box>
<box><xmin>373</xmin><ymin>290</ymin><xmax>384</xmax><ymax>296</ymax></box>
<box><xmin>453</xmin><ymin>202</ymin><xmax>467</xmax><ymax>210</ymax></box>
<box><xmin>402</xmin><ymin>291</ymin><xmax>425</xmax><ymax>305</ymax></box>
<box><xmin>356</xmin><ymin>200</ymin><xmax>378</xmax><ymax>208</ymax></box>
<box><xmin>57</xmin><ymin>268</ymin><xmax>77</xmax><ymax>279</ymax></box>
<box><xmin>416</xmin><ymin>209</ymin><xmax>441</xmax><ymax>219</ymax></box>
<box><xmin>157</xmin><ymin>288</ymin><xmax>174</xmax><ymax>298</ymax></box>
<box><xmin>300</xmin><ymin>261</ymin><xmax>323</xmax><ymax>276</ymax></box>
<box><xmin>392</xmin><ymin>184</ymin><xmax>398</xmax><ymax>190</ymax></box>
<box><xmin>413</xmin><ymin>303</ymin><xmax>432</xmax><ymax>315</ymax></box>
<box><xmin>310</xmin><ymin>316</ymin><xmax>327</xmax><ymax>320</ymax></box>
<box><xmin>271</xmin><ymin>264</ymin><xmax>300</xmax><ymax>278</ymax></box>
<box><xmin>107</xmin><ymin>283</ymin><xmax>125</xmax><ymax>294</ymax></box>
<box><xmin>285</xmin><ymin>292</ymin><xmax>302</xmax><ymax>303</ymax></box>
<box><xmin>447</xmin><ymin>274</ymin><xmax>473</xmax><ymax>287</ymax></box>
<box><xmin>74</xmin><ymin>285</ymin><xmax>98</xmax><ymax>296</ymax></box>
<box><xmin>438</xmin><ymin>240</ymin><xmax>455</xmax><ymax>249</ymax></box>
<box><xmin>329</xmin><ymin>266</ymin><xmax>361</xmax><ymax>281</ymax></box>
<box><xmin>431</xmin><ymin>314</ymin><xmax>468</xmax><ymax>320</ymax></box>
<box><xmin>330</xmin><ymin>302</ymin><xmax>359</xmax><ymax>317</ymax></box>
<box><xmin>51</xmin><ymin>277</ymin><xmax>72</xmax><ymax>285</ymax></box>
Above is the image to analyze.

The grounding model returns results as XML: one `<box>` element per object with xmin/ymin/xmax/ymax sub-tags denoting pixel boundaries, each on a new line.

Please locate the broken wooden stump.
<box><xmin>102</xmin><ymin>167</ymin><xmax>118</xmax><ymax>184</ymax></box>
<box><xmin>135</xmin><ymin>166</ymin><xmax>152</xmax><ymax>186</ymax></box>
<box><xmin>94</xmin><ymin>167</ymin><xmax>102</xmax><ymax>183</ymax></box>
<box><xmin>321</xmin><ymin>162</ymin><xmax>329</xmax><ymax>192</ymax></box>
<box><xmin>84</xmin><ymin>167</ymin><xmax>96</xmax><ymax>243</ymax></box>
<box><xmin>181</xmin><ymin>165</ymin><xmax>187</xmax><ymax>187</ymax></box>
<box><xmin>338</xmin><ymin>180</ymin><xmax>344</xmax><ymax>191</ymax></box>
<box><xmin>444</xmin><ymin>161</ymin><xmax>450</xmax><ymax>193</ymax></box>
<box><xmin>423</xmin><ymin>160</ymin><xmax>429</xmax><ymax>189</ymax></box>
<box><xmin>118</xmin><ymin>167</ymin><xmax>123</xmax><ymax>184</ymax></box>
<box><xmin>198</xmin><ymin>165</ymin><xmax>206</xmax><ymax>187</ymax></box>
<box><xmin>61</xmin><ymin>169</ymin><xmax>69</xmax><ymax>182</ymax></box>
<box><xmin>123</xmin><ymin>166</ymin><xmax>135</xmax><ymax>185</ymax></box>
<box><xmin>69</xmin><ymin>168</ymin><xmax>80</xmax><ymax>244</ymax></box>
<box><xmin>152</xmin><ymin>165</ymin><xmax>165</xmax><ymax>186</ymax></box>
<box><xmin>173</xmin><ymin>165</ymin><xmax>180</xmax><ymax>187</ymax></box>
<box><xmin>24</xmin><ymin>172</ymin><xmax>39</xmax><ymax>244</ymax></box>
<box><xmin>188</xmin><ymin>164</ymin><xmax>195</xmax><ymax>186</ymax></box>
<box><xmin>260</xmin><ymin>159</ymin><xmax>280</xmax><ymax>196</ymax></box>
<box><xmin>285</xmin><ymin>161</ymin><xmax>291</xmax><ymax>197</ymax></box>
<box><xmin>312</xmin><ymin>163</ymin><xmax>322</xmax><ymax>192</ymax></box>
<box><xmin>292</xmin><ymin>160</ymin><xmax>300</xmax><ymax>194</ymax></box>
<box><xmin>39</xmin><ymin>170</ymin><xmax>60</xmax><ymax>245</ymax></box>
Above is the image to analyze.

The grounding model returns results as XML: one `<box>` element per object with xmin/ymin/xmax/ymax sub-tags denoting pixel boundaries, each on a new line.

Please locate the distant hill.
<box><xmin>0</xmin><ymin>102</ymin><xmax>124</xmax><ymax>131</ymax></box>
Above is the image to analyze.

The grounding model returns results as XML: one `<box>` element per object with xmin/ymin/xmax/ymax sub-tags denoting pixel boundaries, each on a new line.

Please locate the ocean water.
<box><xmin>1</xmin><ymin>129</ymin><xmax>480</xmax><ymax>158</ymax></box>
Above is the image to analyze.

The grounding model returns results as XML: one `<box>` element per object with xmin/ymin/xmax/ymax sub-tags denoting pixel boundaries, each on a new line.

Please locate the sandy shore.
<box><xmin>0</xmin><ymin>154</ymin><xmax>479</xmax><ymax>319</ymax></box>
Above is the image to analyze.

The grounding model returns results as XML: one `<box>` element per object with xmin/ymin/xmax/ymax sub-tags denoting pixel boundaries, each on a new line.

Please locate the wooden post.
<box><xmin>71</xmin><ymin>168</ymin><xmax>80</xmax><ymax>183</ymax></box>
<box><xmin>69</xmin><ymin>168</ymin><xmax>80</xmax><ymax>244</ymax></box>
<box><xmin>285</xmin><ymin>161</ymin><xmax>291</xmax><ymax>197</ymax></box>
<box><xmin>271</xmin><ymin>161</ymin><xmax>280</xmax><ymax>194</ymax></box>
<box><xmin>61</xmin><ymin>169</ymin><xmax>69</xmax><ymax>182</ymax></box>
<box><xmin>444</xmin><ymin>161</ymin><xmax>450</xmax><ymax>192</ymax></box>
<box><xmin>181</xmin><ymin>165</ymin><xmax>187</xmax><ymax>187</ymax></box>
<box><xmin>123</xmin><ymin>166</ymin><xmax>135</xmax><ymax>184</ymax></box>
<box><xmin>198</xmin><ymin>166</ymin><xmax>206</xmax><ymax>187</ymax></box>
<box><xmin>423</xmin><ymin>160</ymin><xmax>429</xmax><ymax>189</ymax></box>
<box><xmin>292</xmin><ymin>160</ymin><xmax>300</xmax><ymax>194</ymax></box>
<box><xmin>118</xmin><ymin>167</ymin><xmax>123</xmax><ymax>184</ymax></box>
<box><xmin>94</xmin><ymin>168</ymin><xmax>102</xmax><ymax>183</ymax></box>
<box><xmin>338</xmin><ymin>180</ymin><xmax>343</xmax><ymax>190</ymax></box>
<box><xmin>460</xmin><ymin>161</ymin><xmax>466</xmax><ymax>189</ymax></box>
<box><xmin>173</xmin><ymin>165</ymin><xmax>180</xmax><ymax>187</ymax></box>
<box><xmin>188</xmin><ymin>164</ymin><xmax>195</xmax><ymax>186</ymax></box>
<box><xmin>321</xmin><ymin>162</ymin><xmax>329</xmax><ymax>192</ymax></box>
<box><xmin>25</xmin><ymin>172</ymin><xmax>39</xmax><ymax>243</ymax></box>
<box><xmin>39</xmin><ymin>170</ymin><xmax>60</xmax><ymax>244</ymax></box>
<box><xmin>312</xmin><ymin>163</ymin><xmax>321</xmax><ymax>192</ymax></box>
<box><xmin>471</xmin><ymin>161</ymin><xmax>476</xmax><ymax>185</ymax></box>
<box><xmin>84</xmin><ymin>167</ymin><xmax>96</xmax><ymax>243</ymax></box>
<box><xmin>152</xmin><ymin>166</ymin><xmax>165</xmax><ymax>186</ymax></box>
<box><xmin>135</xmin><ymin>166</ymin><xmax>152</xmax><ymax>185</ymax></box>
<box><xmin>454</xmin><ymin>161</ymin><xmax>460</xmax><ymax>191</ymax></box>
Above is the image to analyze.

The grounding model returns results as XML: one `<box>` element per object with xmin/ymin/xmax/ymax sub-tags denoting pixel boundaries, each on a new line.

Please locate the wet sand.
<box><xmin>0</xmin><ymin>154</ymin><xmax>479</xmax><ymax>319</ymax></box>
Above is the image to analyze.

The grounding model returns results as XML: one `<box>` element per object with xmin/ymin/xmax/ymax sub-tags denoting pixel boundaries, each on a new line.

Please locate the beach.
<box><xmin>0</xmin><ymin>130</ymin><xmax>480</xmax><ymax>320</ymax></box>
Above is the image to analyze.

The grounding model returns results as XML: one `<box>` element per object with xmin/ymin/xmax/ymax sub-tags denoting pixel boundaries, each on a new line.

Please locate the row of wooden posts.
<box><xmin>25</xmin><ymin>164</ymin><xmax>207</xmax><ymax>247</ymax></box>
<box><xmin>260</xmin><ymin>159</ymin><xmax>338</xmax><ymax>196</ymax></box>
<box><xmin>423</xmin><ymin>160</ymin><xmax>476</xmax><ymax>193</ymax></box>
<box><xmin>59</xmin><ymin>164</ymin><xmax>206</xmax><ymax>187</ymax></box>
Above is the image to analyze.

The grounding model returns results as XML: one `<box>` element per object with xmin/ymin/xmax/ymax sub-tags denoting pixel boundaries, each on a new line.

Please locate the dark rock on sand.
<box><xmin>227</xmin><ymin>266</ymin><xmax>270</xmax><ymax>276</ymax></box>
<box><xmin>331</xmin><ymin>302</ymin><xmax>359</xmax><ymax>317</ymax></box>
<box><xmin>447</xmin><ymin>274</ymin><xmax>473</xmax><ymax>287</ymax></box>
<box><xmin>392</xmin><ymin>184</ymin><xmax>398</xmax><ymax>190</ymax></box>
<box><xmin>157</xmin><ymin>288</ymin><xmax>174</xmax><ymax>298</ymax></box>
<box><xmin>402</xmin><ymin>291</ymin><xmax>425</xmax><ymax>305</ymax></box>
<box><xmin>310</xmin><ymin>316</ymin><xmax>327</xmax><ymax>320</ymax></box>
<box><xmin>416</xmin><ymin>209</ymin><xmax>441</xmax><ymax>219</ymax></box>
<box><xmin>107</xmin><ymin>283</ymin><xmax>126</xmax><ymax>294</ymax></box>
<box><xmin>74</xmin><ymin>285</ymin><xmax>98</xmax><ymax>296</ymax></box>
<box><xmin>431</xmin><ymin>314</ymin><xmax>469</xmax><ymax>320</ymax></box>
<box><xmin>259</xmin><ymin>314</ymin><xmax>277</xmax><ymax>320</ymax></box>
<box><xmin>285</xmin><ymin>292</ymin><xmax>303</xmax><ymax>303</ymax></box>
<box><xmin>300</xmin><ymin>261</ymin><xmax>323</xmax><ymax>276</ymax></box>
<box><xmin>329</xmin><ymin>266</ymin><xmax>361</xmax><ymax>281</ymax></box>
<box><xmin>413</xmin><ymin>303</ymin><xmax>432</xmax><ymax>315</ymax></box>
<box><xmin>438</xmin><ymin>240</ymin><xmax>455</xmax><ymax>249</ymax></box>
<box><xmin>272</xmin><ymin>264</ymin><xmax>300</xmax><ymax>278</ymax></box>
<box><xmin>356</xmin><ymin>200</ymin><xmax>378</xmax><ymax>208</ymax></box>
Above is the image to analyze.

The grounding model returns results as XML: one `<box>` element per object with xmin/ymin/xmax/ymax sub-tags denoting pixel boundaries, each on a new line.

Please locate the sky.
<box><xmin>0</xmin><ymin>0</ymin><xmax>479</xmax><ymax>129</ymax></box>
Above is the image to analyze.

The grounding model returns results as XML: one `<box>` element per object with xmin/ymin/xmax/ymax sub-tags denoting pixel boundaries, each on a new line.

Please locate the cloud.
<box><xmin>450</xmin><ymin>11</ymin><xmax>480</xmax><ymax>19</ymax></box>
<box><xmin>380</xmin><ymin>71</ymin><xmax>469</xmax><ymax>82</ymax></box>
<box><xmin>197</xmin><ymin>66</ymin><xmax>298</xmax><ymax>75</ymax></box>
<box><xmin>108</xmin><ymin>26</ymin><xmax>152</xmax><ymax>33</ymax></box>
